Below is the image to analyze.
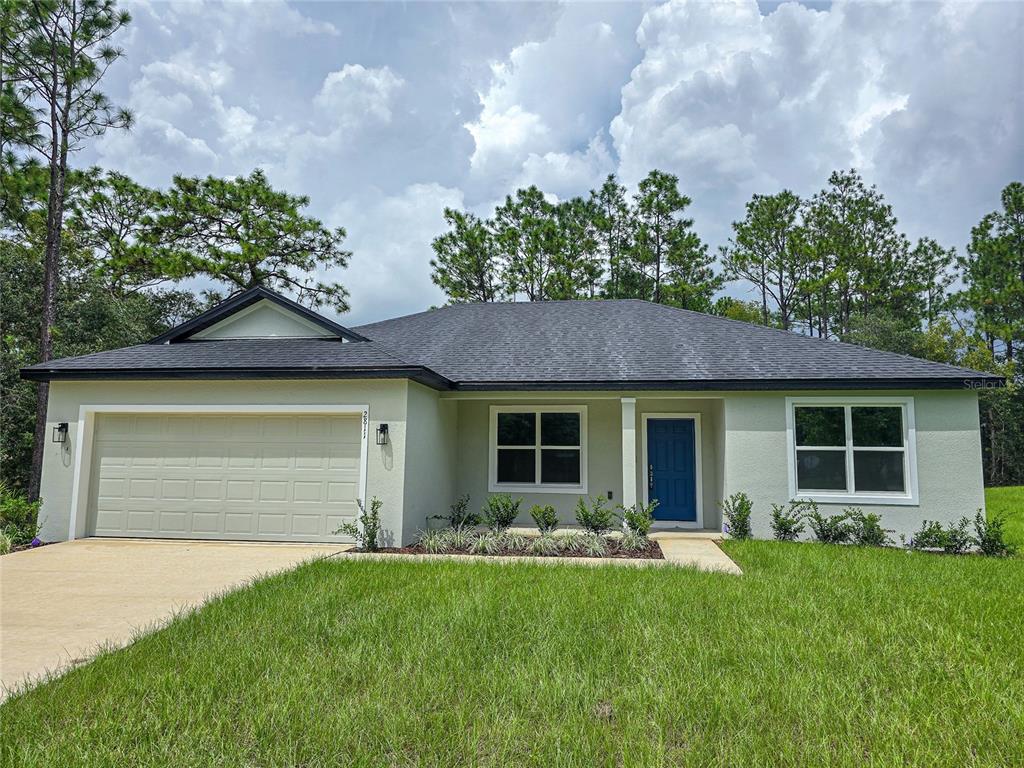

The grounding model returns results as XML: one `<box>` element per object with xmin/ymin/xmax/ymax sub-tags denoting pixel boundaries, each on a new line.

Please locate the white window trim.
<box><xmin>488</xmin><ymin>405</ymin><xmax>588</xmax><ymax>494</ymax></box>
<box><xmin>785</xmin><ymin>396</ymin><xmax>919</xmax><ymax>506</ymax></box>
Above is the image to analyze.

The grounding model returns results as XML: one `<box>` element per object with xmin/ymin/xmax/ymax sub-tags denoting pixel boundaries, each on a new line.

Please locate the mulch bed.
<box><xmin>354</xmin><ymin>540</ymin><xmax>665</xmax><ymax>560</ymax></box>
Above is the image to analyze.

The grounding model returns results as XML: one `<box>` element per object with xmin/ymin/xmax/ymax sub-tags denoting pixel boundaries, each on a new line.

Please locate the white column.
<box><xmin>621</xmin><ymin>397</ymin><xmax>637</xmax><ymax>511</ymax></box>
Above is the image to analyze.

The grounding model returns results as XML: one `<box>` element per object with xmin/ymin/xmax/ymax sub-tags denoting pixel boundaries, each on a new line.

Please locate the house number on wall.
<box><xmin>362</xmin><ymin>410</ymin><xmax>368</xmax><ymax>439</ymax></box>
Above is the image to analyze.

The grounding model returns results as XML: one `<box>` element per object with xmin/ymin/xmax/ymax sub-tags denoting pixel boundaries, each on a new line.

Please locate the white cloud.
<box><xmin>314</xmin><ymin>65</ymin><xmax>404</xmax><ymax>127</ymax></box>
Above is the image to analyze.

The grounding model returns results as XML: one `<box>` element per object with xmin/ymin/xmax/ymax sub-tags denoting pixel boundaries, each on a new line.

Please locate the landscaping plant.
<box><xmin>575</xmin><ymin>496</ymin><xmax>616</xmax><ymax>535</ymax></box>
<box><xmin>482</xmin><ymin>494</ymin><xmax>521</xmax><ymax>532</ymax></box>
<box><xmin>529</xmin><ymin>504</ymin><xmax>559</xmax><ymax>534</ymax></box>
<box><xmin>619</xmin><ymin>530</ymin><xmax>649</xmax><ymax>554</ymax></box>
<box><xmin>501</xmin><ymin>531</ymin><xmax>529</xmax><ymax>553</ymax></box>
<box><xmin>846</xmin><ymin>508</ymin><xmax>893</xmax><ymax>547</ymax></box>
<box><xmin>621</xmin><ymin>500</ymin><xmax>657</xmax><ymax>537</ymax></box>
<box><xmin>529</xmin><ymin>534</ymin><xmax>560</xmax><ymax>556</ymax></box>
<box><xmin>803</xmin><ymin>503</ymin><xmax>853</xmax><ymax>544</ymax></box>
<box><xmin>908</xmin><ymin>518</ymin><xmax>972</xmax><ymax>554</ymax></box>
<box><xmin>719</xmin><ymin>492</ymin><xmax>753</xmax><ymax>540</ymax></box>
<box><xmin>432</xmin><ymin>494</ymin><xmax>481</xmax><ymax>529</ymax></box>
<box><xmin>417</xmin><ymin>528</ymin><xmax>448</xmax><ymax>554</ymax></box>
<box><xmin>0</xmin><ymin>481</ymin><xmax>42</xmax><ymax>548</ymax></box>
<box><xmin>972</xmin><ymin>511</ymin><xmax>1017</xmax><ymax>557</ymax></box>
<box><xmin>770</xmin><ymin>502</ymin><xmax>806</xmax><ymax>542</ymax></box>
<box><xmin>470</xmin><ymin>532</ymin><xmax>503</xmax><ymax>556</ymax></box>
<box><xmin>337</xmin><ymin>497</ymin><xmax>383</xmax><ymax>551</ymax></box>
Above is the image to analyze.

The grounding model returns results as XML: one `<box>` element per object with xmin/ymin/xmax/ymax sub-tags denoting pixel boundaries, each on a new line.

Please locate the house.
<box><xmin>22</xmin><ymin>286</ymin><xmax>1002</xmax><ymax>546</ymax></box>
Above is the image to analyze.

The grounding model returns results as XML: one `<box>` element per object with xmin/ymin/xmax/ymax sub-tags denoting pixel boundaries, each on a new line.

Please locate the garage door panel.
<box><xmin>87</xmin><ymin>413</ymin><xmax>360</xmax><ymax>542</ymax></box>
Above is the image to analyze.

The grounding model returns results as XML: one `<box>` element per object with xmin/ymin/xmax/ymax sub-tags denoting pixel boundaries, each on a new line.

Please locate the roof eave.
<box><xmin>20</xmin><ymin>365</ymin><xmax>452</xmax><ymax>390</ymax></box>
<box><xmin>449</xmin><ymin>376</ymin><xmax>1007</xmax><ymax>392</ymax></box>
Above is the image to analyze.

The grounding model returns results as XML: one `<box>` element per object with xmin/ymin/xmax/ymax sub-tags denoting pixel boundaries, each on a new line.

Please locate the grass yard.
<box><xmin>987</xmin><ymin>485</ymin><xmax>1024</xmax><ymax>547</ymax></box>
<box><xmin>2</xmin><ymin>543</ymin><xmax>1022</xmax><ymax>767</ymax></box>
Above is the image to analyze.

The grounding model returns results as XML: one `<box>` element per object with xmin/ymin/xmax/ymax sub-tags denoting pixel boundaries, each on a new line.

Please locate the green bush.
<box><xmin>846</xmin><ymin>508</ymin><xmax>893</xmax><ymax>547</ymax></box>
<box><xmin>482</xmin><ymin>494</ymin><xmax>521</xmax><ymax>532</ymax></box>
<box><xmin>619</xmin><ymin>530</ymin><xmax>649</xmax><ymax>554</ymax></box>
<box><xmin>574</xmin><ymin>496</ymin><xmax>616</xmax><ymax>535</ymax></box>
<box><xmin>336</xmin><ymin>497</ymin><xmax>383</xmax><ymax>551</ymax></box>
<box><xmin>770</xmin><ymin>502</ymin><xmax>805</xmax><ymax>542</ymax></box>
<box><xmin>908</xmin><ymin>517</ymin><xmax>971</xmax><ymax>554</ymax></box>
<box><xmin>529</xmin><ymin>504</ymin><xmax>559</xmax><ymax>534</ymax></box>
<box><xmin>621</xmin><ymin>500</ymin><xmax>657</xmax><ymax>537</ymax></box>
<box><xmin>431</xmin><ymin>495</ymin><xmax>480</xmax><ymax>529</ymax></box>
<box><xmin>804</xmin><ymin>502</ymin><xmax>852</xmax><ymax>544</ymax></box>
<box><xmin>719</xmin><ymin>492</ymin><xmax>753</xmax><ymax>540</ymax></box>
<box><xmin>0</xmin><ymin>530</ymin><xmax>12</xmax><ymax>556</ymax></box>
<box><xmin>0</xmin><ymin>481</ymin><xmax>41</xmax><ymax>547</ymax></box>
<box><xmin>470</xmin><ymin>532</ymin><xmax>503</xmax><ymax>555</ymax></box>
<box><xmin>417</xmin><ymin>528</ymin><xmax>448</xmax><ymax>554</ymax></box>
<box><xmin>972</xmin><ymin>511</ymin><xmax>1016</xmax><ymax>557</ymax></box>
<box><xmin>440</xmin><ymin>526</ymin><xmax>475</xmax><ymax>552</ymax></box>
<box><xmin>501</xmin><ymin>531</ymin><xmax>529</xmax><ymax>553</ymax></box>
<box><xmin>575</xmin><ymin>532</ymin><xmax>608</xmax><ymax>557</ymax></box>
<box><xmin>529</xmin><ymin>534</ymin><xmax>560</xmax><ymax>557</ymax></box>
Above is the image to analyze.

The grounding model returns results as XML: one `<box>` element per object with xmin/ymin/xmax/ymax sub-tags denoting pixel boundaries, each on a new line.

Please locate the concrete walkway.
<box><xmin>651</xmin><ymin>532</ymin><xmax>742</xmax><ymax>575</ymax></box>
<box><xmin>0</xmin><ymin>539</ymin><xmax>347</xmax><ymax>698</ymax></box>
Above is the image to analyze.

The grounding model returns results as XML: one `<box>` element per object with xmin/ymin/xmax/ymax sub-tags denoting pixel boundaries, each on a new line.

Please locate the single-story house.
<box><xmin>22</xmin><ymin>286</ymin><xmax>1003</xmax><ymax>546</ymax></box>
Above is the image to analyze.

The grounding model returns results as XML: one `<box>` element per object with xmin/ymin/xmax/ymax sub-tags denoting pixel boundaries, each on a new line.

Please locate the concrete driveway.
<box><xmin>0</xmin><ymin>538</ymin><xmax>348</xmax><ymax>698</ymax></box>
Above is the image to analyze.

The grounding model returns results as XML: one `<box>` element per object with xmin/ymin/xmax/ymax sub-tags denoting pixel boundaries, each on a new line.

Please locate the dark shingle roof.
<box><xmin>20</xmin><ymin>339</ymin><xmax>449</xmax><ymax>388</ymax></box>
<box><xmin>23</xmin><ymin>295</ymin><xmax>1003</xmax><ymax>390</ymax></box>
<box><xmin>353</xmin><ymin>300</ymin><xmax>1001</xmax><ymax>390</ymax></box>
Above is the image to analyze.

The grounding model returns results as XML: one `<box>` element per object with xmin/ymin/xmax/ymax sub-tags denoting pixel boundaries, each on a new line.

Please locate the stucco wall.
<box><xmin>401</xmin><ymin>382</ymin><xmax>457</xmax><ymax>543</ymax></box>
<box><xmin>36</xmin><ymin>379</ymin><xmax>410</xmax><ymax>544</ymax></box>
<box><xmin>193</xmin><ymin>300</ymin><xmax>335</xmax><ymax>339</ymax></box>
<box><xmin>722</xmin><ymin>389</ymin><xmax>985</xmax><ymax>541</ymax></box>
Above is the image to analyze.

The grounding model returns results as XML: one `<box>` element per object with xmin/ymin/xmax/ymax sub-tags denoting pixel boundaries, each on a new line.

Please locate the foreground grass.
<box><xmin>2</xmin><ymin>544</ymin><xmax>1022</xmax><ymax>767</ymax></box>
<box><xmin>987</xmin><ymin>485</ymin><xmax>1024</xmax><ymax>547</ymax></box>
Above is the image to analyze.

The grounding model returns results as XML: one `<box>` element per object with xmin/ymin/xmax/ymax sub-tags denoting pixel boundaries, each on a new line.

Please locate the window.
<box><xmin>788</xmin><ymin>398</ymin><xmax>917</xmax><ymax>504</ymax></box>
<box><xmin>490</xmin><ymin>406</ymin><xmax>586</xmax><ymax>492</ymax></box>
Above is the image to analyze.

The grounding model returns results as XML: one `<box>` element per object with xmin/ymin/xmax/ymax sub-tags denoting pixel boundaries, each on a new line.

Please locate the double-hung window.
<box><xmin>489</xmin><ymin>406</ymin><xmax>587</xmax><ymax>493</ymax></box>
<box><xmin>787</xmin><ymin>397</ymin><xmax>918</xmax><ymax>504</ymax></box>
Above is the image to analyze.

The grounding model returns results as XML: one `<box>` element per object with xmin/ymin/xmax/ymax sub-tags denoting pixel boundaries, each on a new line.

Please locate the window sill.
<box><xmin>792</xmin><ymin>492</ymin><xmax>918</xmax><ymax>507</ymax></box>
<box><xmin>488</xmin><ymin>482</ymin><xmax>587</xmax><ymax>495</ymax></box>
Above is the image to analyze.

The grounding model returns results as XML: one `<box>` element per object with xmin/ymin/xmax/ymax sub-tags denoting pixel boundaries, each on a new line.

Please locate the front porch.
<box><xmin>445</xmin><ymin>393</ymin><xmax>726</xmax><ymax>533</ymax></box>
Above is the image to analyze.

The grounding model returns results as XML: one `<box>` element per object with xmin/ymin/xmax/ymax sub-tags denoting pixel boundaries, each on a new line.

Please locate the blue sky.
<box><xmin>82</xmin><ymin>0</ymin><xmax>1023</xmax><ymax>324</ymax></box>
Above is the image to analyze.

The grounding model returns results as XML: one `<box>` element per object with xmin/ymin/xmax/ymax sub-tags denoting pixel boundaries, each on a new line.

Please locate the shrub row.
<box><xmin>719</xmin><ymin>492</ymin><xmax>1016</xmax><ymax>557</ymax></box>
<box><xmin>416</xmin><ymin>527</ymin><xmax>655</xmax><ymax>558</ymax></box>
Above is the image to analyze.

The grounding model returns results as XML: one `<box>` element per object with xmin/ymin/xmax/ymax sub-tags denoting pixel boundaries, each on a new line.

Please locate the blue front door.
<box><xmin>646</xmin><ymin>419</ymin><xmax>697</xmax><ymax>522</ymax></box>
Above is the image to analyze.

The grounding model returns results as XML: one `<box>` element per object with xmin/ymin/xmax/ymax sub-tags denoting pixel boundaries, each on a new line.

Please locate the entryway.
<box><xmin>643</xmin><ymin>415</ymin><xmax>701</xmax><ymax>526</ymax></box>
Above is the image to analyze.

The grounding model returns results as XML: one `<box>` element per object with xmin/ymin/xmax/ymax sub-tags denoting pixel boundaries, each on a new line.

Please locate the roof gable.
<box><xmin>148</xmin><ymin>286</ymin><xmax>368</xmax><ymax>344</ymax></box>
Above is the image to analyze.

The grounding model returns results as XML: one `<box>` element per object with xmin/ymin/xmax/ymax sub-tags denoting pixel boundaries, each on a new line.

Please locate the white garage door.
<box><xmin>87</xmin><ymin>413</ymin><xmax>361</xmax><ymax>542</ymax></box>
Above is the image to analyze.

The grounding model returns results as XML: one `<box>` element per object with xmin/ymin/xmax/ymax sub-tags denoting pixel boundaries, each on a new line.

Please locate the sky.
<box><xmin>80</xmin><ymin>0</ymin><xmax>1024</xmax><ymax>325</ymax></box>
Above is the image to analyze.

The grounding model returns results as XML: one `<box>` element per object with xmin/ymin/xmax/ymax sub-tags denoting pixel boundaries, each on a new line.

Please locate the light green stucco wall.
<box><xmin>37</xmin><ymin>379</ymin><xmax>410</xmax><ymax>545</ymax></box>
<box><xmin>193</xmin><ymin>300</ymin><xmax>336</xmax><ymax>339</ymax></box>
<box><xmin>402</xmin><ymin>382</ymin><xmax>458</xmax><ymax>543</ymax></box>
<box><xmin>723</xmin><ymin>390</ymin><xmax>985</xmax><ymax>540</ymax></box>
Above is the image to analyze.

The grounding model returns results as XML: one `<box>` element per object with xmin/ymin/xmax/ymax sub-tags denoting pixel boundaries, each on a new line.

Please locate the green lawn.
<box><xmin>987</xmin><ymin>485</ymin><xmax>1024</xmax><ymax>547</ymax></box>
<box><xmin>2</xmin><ymin>544</ymin><xmax>1022</xmax><ymax>767</ymax></box>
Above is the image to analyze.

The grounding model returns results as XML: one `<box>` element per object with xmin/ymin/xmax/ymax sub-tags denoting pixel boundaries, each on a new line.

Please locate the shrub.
<box><xmin>770</xmin><ymin>502</ymin><xmax>805</xmax><ymax>542</ymax></box>
<box><xmin>0</xmin><ymin>482</ymin><xmax>41</xmax><ymax>547</ymax></box>
<box><xmin>846</xmin><ymin>508</ymin><xmax>892</xmax><ymax>547</ymax></box>
<box><xmin>972</xmin><ymin>510</ymin><xmax>1017</xmax><ymax>558</ymax></box>
<box><xmin>575</xmin><ymin>496</ymin><xmax>616</xmax><ymax>535</ymax></box>
<box><xmin>529</xmin><ymin>534</ymin><xmax>561</xmax><ymax>557</ymax></box>
<box><xmin>908</xmin><ymin>517</ymin><xmax>972</xmax><ymax>554</ymax></box>
<box><xmin>576</xmin><ymin>532</ymin><xmax>608</xmax><ymax>557</ymax></box>
<box><xmin>482</xmin><ymin>494</ymin><xmax>521</xmax><ymax>532</ymax></box>
<box><xmin>417</xmin><ymin>528</ymin><xmax>448</xmax><ymax>554</ymax></box>
<box><xmin>803</xmin><ymin>502</ymin><xmax>852</xmax><ymax>544</ymax></box>
<box><xmin>441</xmin><ymin>526</ymin><xmax>475</xmax><ymax>552</ymax></box>
<box><xmin>719</xmin><ymin>492</ymin><xmax>753</xmax><ymax>540</ymax></box>
<box><xmin>501</xmin><ymin>530</ymin><xmax>529</xmax><ymax>553</ymax></box>
<box><xmin>0</xmin><ymin>530</ymin><xmax>11</xmax><ymax>556</ymax></box>
<box><xmin>619</xmin><ymin>530</ymin><xmax>649</xmax><ymax>554</ymax></box>
<box><xmin>621</xmin><ymin>500</ymin><xmax>657</xmax><ymax>537</ymax></box>
<box><xmin>336</xmin><ymin>497</ymin><xmax>383</xmax><ymax>551</ymax></box>
<box><xmin>431</xmin><ymin>494</ymin><xmax>480</xmax><ymax>529</ymax></box>
<box><xmin>470</xmin><ymin>532</ymin><xmax>503</xmax><ymax>555</ymax></box>
<box><xmin>529</xmin><ymin>504</ymin><xmax>559</xmax><ymax>534</ymax></box>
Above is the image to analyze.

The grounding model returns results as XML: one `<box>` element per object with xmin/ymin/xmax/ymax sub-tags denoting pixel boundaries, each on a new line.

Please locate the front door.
<box><xmin>646</xmin><ymin>418</ymin><xmax>697</xmax><ymax>522</ymax></box>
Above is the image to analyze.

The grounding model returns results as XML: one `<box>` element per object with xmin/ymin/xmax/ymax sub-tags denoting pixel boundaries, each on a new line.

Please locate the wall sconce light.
<box><xmin>52</xmin><ymin>422</ymin><xmax>69</xmax><ymax>444</ymax></box>
<box><xmin>375</xmin><ymin>423</ymin><xmax>389</xmax><ymax>446</ymax></box>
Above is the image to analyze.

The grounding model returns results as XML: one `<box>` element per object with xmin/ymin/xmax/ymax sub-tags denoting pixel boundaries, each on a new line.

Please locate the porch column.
<box><xmin>621</xmin><ymin>397</ymin><xmax>637</xmax><ymax>510</ymax></box>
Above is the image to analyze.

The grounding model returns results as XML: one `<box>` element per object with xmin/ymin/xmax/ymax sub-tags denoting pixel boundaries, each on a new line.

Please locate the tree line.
<box><xmin>2</xmin><ymin>1</ymin><xmax>1021</xmax><ymax>495</ymax></box>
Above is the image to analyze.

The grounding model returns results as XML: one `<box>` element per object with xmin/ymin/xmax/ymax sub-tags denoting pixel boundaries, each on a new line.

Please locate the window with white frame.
<box><xmin>490</xmin><ymin>406</ymin><xmax>586</xmax><ymax>492</ymax></box>
<box><xmin>790</xmin><ymin>400</ymin><xmax>915</xmax><ymax>500</ymax></box>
